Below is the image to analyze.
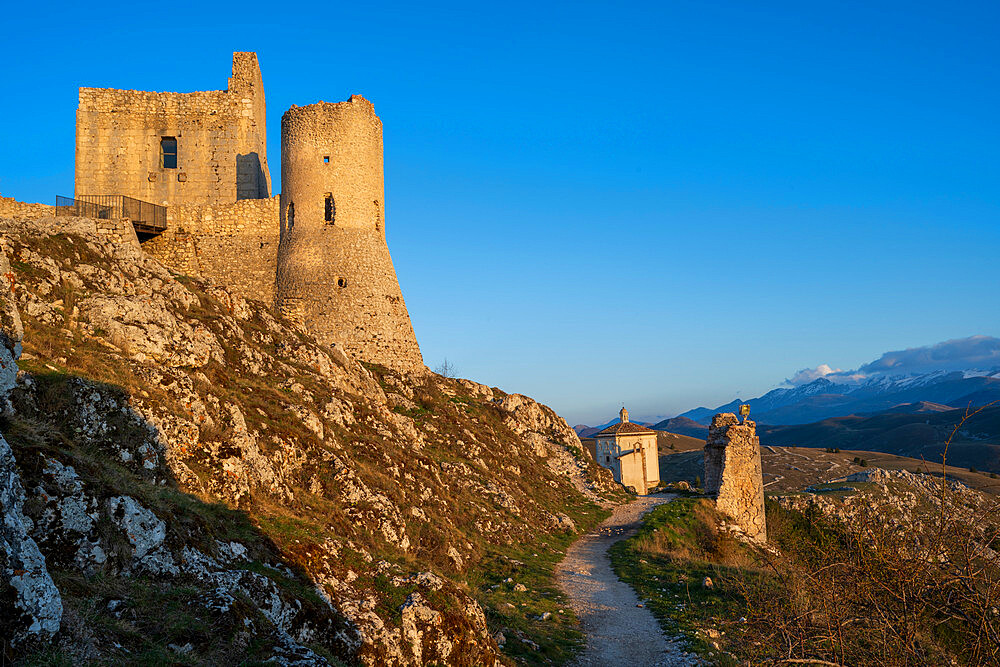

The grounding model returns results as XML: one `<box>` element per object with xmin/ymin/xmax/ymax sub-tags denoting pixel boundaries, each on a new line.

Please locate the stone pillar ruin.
<box><xmin>275</xmin><ymin>96</ymin><xmax>424</xmax><ymax>372</ymax></box>
<box><xmin>704</xmin><ymin>413</ymin><xmax>767</xmax><ymax>542</ymax></box>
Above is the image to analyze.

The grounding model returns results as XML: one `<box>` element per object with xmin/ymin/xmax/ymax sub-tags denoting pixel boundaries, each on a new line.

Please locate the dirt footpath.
<box><xmin>556</xmin><ymin>495</ymin><xmax>702</xmax><ymax>666</ymax></box>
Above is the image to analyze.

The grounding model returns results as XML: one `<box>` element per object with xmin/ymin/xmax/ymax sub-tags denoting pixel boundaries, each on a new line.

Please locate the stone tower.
<box><xmin>75</xmin><ymin>52</ymin><xmax>270</xmax><ymax>206</ymax></box>
<box><xmin>275</xmin><ymin>96</ymin><xmax>424</xmax><ymax>372</ymax></box>
<box><xmin>704</xmin><ymin>413</ymin><xmax>767</xmax><ymax>542</ymax></box>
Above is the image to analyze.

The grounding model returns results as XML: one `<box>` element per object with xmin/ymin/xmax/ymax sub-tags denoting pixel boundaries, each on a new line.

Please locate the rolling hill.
<box><xmin>758</xmin><ymin>403</ymin><xmax>1000</xmax><ymax>473</ymax></box>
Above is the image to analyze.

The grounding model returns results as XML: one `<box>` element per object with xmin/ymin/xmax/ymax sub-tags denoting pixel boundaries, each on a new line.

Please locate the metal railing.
<box><xmin>55</xmin><ymin>194</ymin><xmax>167</xmax><ymax>234</ymax></box>
<box><xmin>55</xmin><ymin>195</ymin><xmax>112</xmax><ymax>219</ymax></box>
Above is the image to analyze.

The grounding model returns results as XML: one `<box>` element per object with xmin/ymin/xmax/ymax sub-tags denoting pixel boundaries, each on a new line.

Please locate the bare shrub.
<box><xmin>732</xmin><ymin>402</ymin><xmax>1000</xmax><ymax>666</ymax></box>
<box><xmin>434</xmin><ymin>358</ymin><xmax>456</xmax><ymax>378</ymax></box>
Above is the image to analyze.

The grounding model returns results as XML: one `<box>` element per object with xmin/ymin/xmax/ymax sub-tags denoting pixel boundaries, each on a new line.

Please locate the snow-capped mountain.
<box><xmin>679</xmin><ymin>368</ymin><xmax>1000</xmax><ymax>426</ymax></box>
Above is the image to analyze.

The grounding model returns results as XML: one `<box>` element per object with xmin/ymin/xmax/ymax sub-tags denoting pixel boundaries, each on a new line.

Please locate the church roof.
<box><xmin>594</xmin><ymin>421</ymin><xmax>657</xmax><ymax>437</ymax></box>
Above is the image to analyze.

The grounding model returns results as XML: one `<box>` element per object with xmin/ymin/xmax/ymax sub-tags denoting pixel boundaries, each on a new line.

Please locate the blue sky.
<box><xmin>1</xmin><ymin>1</ymin><xmax>997</xmax><ymax>424</ymax></box>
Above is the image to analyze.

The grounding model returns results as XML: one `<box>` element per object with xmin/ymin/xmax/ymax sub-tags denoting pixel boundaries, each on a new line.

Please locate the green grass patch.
<box><xmin>466</xmin><ymin>502</ymin><xmax>610</xmax><ymax>665</ymax></box>
<box><xmin>609</xmin><ymin>499</ymin><xmax>754</xmax><ymax>663</ymax></box>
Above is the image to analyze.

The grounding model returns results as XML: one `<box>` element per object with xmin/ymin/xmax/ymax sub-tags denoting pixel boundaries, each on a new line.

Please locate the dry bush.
<box><xmin>734</xmin><ymin>403</ymin><xmax>1000</xmax><ymax>666</ymax></box>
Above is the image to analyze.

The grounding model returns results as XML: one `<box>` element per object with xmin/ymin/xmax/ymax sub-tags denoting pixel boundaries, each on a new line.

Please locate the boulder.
<box><xmin>0</xmin><ymin>433</ymin><xmax>63</xmax><ymax>642</ymax></box>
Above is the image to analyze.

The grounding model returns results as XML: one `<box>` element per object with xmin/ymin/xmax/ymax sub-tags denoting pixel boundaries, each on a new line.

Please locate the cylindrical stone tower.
<box><xmin>275</xmin><ymin>96</ymin><xmax>424</xmax><ymax>372</ymax></box>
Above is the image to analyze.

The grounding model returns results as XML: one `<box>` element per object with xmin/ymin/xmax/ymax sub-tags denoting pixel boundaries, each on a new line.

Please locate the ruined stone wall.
<box><xmin>0</xmin><ymin>198</ymin><xmax>54</xmax><ymax>219</ymax></box>
<box><xmin>704</xmin><ymin>414</ymin><xmax>767</xmax><ymax>542</ymax></box>
<box><xmin>75</xmin><ymin>52</ymin><xmax>270</xmax><ymax>207</ymax></box>
<box><xmin>0</xmin><ymin>215</ymin><xmax>138</xmax><ymax>248</ymax></box>
<box><xmin>275</xmin><ymin>98</ymin><xmax>423</xmax><ymax>372</ymax></box>
<box><xmin>143</xmin><ymin>197</ymin><xmax>280</xmax><ymax>304</ymax></box>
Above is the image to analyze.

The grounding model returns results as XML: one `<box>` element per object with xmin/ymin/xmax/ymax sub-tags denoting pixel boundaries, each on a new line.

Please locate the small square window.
<box><xmin>323</xmin><ymin>156</ymin><xmax>330</xmax><ymax>163</ymax></box>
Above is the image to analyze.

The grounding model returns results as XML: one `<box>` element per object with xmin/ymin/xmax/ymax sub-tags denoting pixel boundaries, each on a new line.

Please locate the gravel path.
<box><xmin>556</xmin><ymin>495</ymin><xmax>702</xmax><ymax>667</ymax></box>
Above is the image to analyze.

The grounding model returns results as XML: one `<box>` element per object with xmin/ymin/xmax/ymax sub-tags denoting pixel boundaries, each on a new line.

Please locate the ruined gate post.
<box><xmin>704</xmin><ymin>413</ymin><xmax>767</xmax><ymax>542</ymax></box>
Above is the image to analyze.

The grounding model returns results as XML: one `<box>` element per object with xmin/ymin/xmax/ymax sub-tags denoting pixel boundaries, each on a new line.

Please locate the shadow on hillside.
<box><xmin>658</xmin><ymin>449</ymin><xmax>704</xmax><ymax>486</ymax></box>
<box><xmin>2</xmin><ymin>369</ymin><xmax>355</xmax><ymax>665</ymax></box>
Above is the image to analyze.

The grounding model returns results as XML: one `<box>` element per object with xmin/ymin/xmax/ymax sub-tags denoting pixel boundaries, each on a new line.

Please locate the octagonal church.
<box><xmin>591</xmin><ymin>408</ymin><xmax>660</xmax><ymax>495</ymax></box>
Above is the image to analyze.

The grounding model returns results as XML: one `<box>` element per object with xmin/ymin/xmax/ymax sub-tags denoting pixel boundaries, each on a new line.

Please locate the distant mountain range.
<box><xmin>574</xmin><ymin>418</ymin><xmax>656</xmax><ymax>438</ymax></box>
<box><xmin>759</xmin><ymin>402</ymin><xmax>1000</xmax><ymax>473</ymax></box>
<box><xmin>577</xmin><ymin>401</ymin><xmax>1000</xmax><ymax>473</ymax></box>
<box><xmin>678</xmin><ymin>369</ymin><xmax>1000</xmax><ymax>426</ymax></box>
<box><xmin>650</xmin><ymin>416</ymin><xmax>709</xmax><ymax>439</ymax></box>
<box><xmin>575</xmin><ymin>341</ymin><xmax>1000</xmax><ymax>471</ymax></box>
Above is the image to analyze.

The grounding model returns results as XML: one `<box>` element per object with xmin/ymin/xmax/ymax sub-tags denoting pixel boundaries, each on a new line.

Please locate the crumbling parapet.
<box><xmin>704</xmin><ymin>412</ymin><xmax>766</xmax><ymax>542</ymax></box>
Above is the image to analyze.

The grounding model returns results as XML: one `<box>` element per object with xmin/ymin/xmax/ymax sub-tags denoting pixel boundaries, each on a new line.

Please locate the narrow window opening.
<box><xmin>323</xmin><ymin>156</ymin><xmax>330</xmax><ymax>163</ymax></box>
<box><xmin>324</xmin><ymin>193</ymin><xmax>335</xmax><ymax>223</ymax></box>
<box><xmin>337</xmin><ymin>277</ymin><xmax>347</xmax><ymax>288</ymax></box>
<box><xmin>160</xmin><ymin>137</ymin><xmax>177</xmax><ymax>169</ymax></box>
<box><xmin>373</xmin><ymin>199</ymin><xmax>381</xmax><ymax>231</ymax></box>
<box><xmin>287</xmin><ymin>202</ymin><xmax>295</xmax><ymax>229</ymax></box>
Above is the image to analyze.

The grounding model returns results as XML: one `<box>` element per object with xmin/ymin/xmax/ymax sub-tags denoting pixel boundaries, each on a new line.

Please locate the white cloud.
<box><xmin>786</xmin><ymin>363</ymin><xmax>842</xmax><ymax>386</ymax></box>
<box><xmin>784</xmin><ymin>335</ymin><xmax>1000</xmax><ymax>387</ymax></box>
<box><xmin>857</xmin><ymin>335</ymin><xmax>1000</xmax><ymax>376</ymax></box>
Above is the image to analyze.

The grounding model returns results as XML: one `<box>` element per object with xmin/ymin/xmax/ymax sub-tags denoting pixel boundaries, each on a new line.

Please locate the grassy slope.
<box><xmin>4</xmin><ymin>226</ymin><xmax>622</xmax><ymax>665</ymax></box>
<box><xmin>611</xmin><ymin>494</ymin><xmax>999</xmax><ymax>666</ymax></box>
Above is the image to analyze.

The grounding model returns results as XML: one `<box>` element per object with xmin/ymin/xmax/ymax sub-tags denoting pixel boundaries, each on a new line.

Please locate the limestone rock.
<box><xmin>499</xmin><ymin>393</ymin><xmax>618</xmax><ymax>500</ymax></box>
<box><xmin>80</xmin><ymin>294</ymin><xmax>223</xmax><ymax>368</ymax></box>
<box><xmin>400</xmin><ymin>592</ymin><xmax>446</xmax><ymax>664</ymax></box>
<box><xmin>31</xmin><ymin>457</ymin><xmax>106</xmax><ymax>572</ymax></box>
<box><xmin>107</xmin><ymin>495</ymin><xmax>179</xmax><ymax>575</ymax></box>
<box><xmin>0</xmin><ymin>433</ymin><xmax>63</xmax><ymax>642</ymax></box>
<box><xmin>0</xmin><ymin>249</ymin><xmax>23</xmax><ymax>404</ymax></box>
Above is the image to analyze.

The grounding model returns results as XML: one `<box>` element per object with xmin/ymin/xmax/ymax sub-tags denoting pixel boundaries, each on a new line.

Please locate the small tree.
<box><xmin>434</xmin><ymin>358</ymin><xmax>456</xmax><ymax>378</ymax></box>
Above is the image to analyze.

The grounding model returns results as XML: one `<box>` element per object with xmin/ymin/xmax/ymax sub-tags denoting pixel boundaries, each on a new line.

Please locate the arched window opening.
<box><xmin>160</xmin><ymin>137</ymin><xmax>177</xmax><ymax>169</ymax></box>
<box><xmin>373</xmin><ymin>199</ymin><xmax>381</xmax><ymax>231</ymax></box>
<box><xmin>287</xmin><ymin>202</ymin><xmax>295</xmax><ymax>229</ymax></box>
<box><xmin>325</xmin><ymin>193</ymin><xmax>335</xmax><ymax>224</ymax></box>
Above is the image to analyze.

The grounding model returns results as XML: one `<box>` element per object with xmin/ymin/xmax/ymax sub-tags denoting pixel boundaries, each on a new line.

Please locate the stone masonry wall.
<box><xmin>0</xmin><ymin>214</ymin><xmax>138</xmax><ymax>248</ymax></box>
<box><xmin>0</xmin><ymin>198</ymin><xmax>54</xmax><ymax>219</ymax></box>
<box><xmin>275</xmin><ymin>98</ymin><xmax>423</xmax><ymax>372</ymax></box>
<box><xmin>75</xmin><ymin>52</ymin><xmax>270</xmax><ymax>207</ymax></box>
<box><xmin>143</xmin><ymin>197</ymin><xmax>280</xmax><ymax>305</ymax></box>
<box><xmin>704</xmin><ymin>413</ymin><xmax>767</xmax><ymax>542</ymax></box>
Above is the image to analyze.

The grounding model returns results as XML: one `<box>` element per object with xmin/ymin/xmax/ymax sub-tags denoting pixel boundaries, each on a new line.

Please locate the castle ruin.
<box><xmin>75</xmin><ymin>52</ymin><xmax>270</xmax><ymax>206</ymax></box>
<box><xmin>276</xmin><ymin>100</ymin><xmax>422</xmax><ymax>369</ymax></box>
<box><xmin>69</xmin><ymin>52</ymin><xmax>423</xmax><ymax>372</ymax></box>
<box><xmin>704</xmin><ymin>412</ymin><xmax>767</xmax><ymax>542</ymax></box>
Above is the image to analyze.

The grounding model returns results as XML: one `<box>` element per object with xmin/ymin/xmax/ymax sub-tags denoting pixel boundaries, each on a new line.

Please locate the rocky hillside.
<box><xmin>611</xmin><ymin>466</ymin><xmax>1000</xmax><ymax>665</ymax></box>
<box><xmin>0</xmin><ymin>215</ymin><xmax>624</xmax><ymax>665</ymax></box>
<box><xmin>775</xmin><ymin>467</ymin><xmax>1000</xmax><ymax>553</ymax></box>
